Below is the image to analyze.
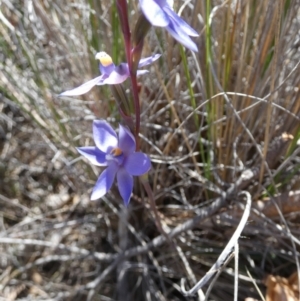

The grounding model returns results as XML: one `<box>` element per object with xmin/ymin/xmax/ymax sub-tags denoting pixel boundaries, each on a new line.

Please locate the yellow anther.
<box><xmin>111</xmin><ymin>147</ymin><xmax>123</xmax><ymax>157</ymax></box>
<box><xmin>95</xmin><ymin>52</ymin><xmax>113</xmax><ymax>66</ymax></box>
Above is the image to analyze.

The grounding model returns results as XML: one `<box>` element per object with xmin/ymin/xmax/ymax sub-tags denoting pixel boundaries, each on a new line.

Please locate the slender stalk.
<box><xmin>116</xmin><ymin>0</ymin><xmax>141</xmax><ymax>150</ymax></box>
<box><xmin>259</xmin><ymin>0</ymin><xmax>283</xmax><ymax>183</ymax></box>
<box><xmin>204</xmin><ymin>0</ymin><xmax>213</xmax><ymax>182</ymax></box>
<box><xmin>116</xmin><ymin>0</ymin><xmax>131</xmax><ymax>65</ymax></box>
<box><xmin>129</xmin><ymin>74</ymin><xmax>141</xmax><ymax>150</ymax></box>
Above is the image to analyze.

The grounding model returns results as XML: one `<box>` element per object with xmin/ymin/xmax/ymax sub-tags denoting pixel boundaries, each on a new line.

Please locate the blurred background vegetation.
<box><xmin>0</xmin><ymin>0</ymin><xmax>300</xmax><ymax>300</ymax></box>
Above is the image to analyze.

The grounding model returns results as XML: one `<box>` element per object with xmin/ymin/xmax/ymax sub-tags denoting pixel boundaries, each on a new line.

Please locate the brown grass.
<box><xmin>0</xmin><ymin>0</ymin><xmax>300</xmax><ymax>300</ymax></box>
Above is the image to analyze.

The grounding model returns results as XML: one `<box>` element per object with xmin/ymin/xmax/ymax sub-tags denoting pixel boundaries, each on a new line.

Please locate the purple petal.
<box><xmin>155</xmin><ymin>0</ymin><xmax>167</xmax><ymax>5</ymax></box>
<box><xmin>93</xmin><ymin>120</ymin><xmax>118</xmax><ymax>153</ymax></box>
<box><xmin>59</xmin><ymin>76</ymin><xmax>104</xmax><ymax>96</ymax></box>
<box><xmin>166</xmin><ymin>0</ymin><xmax>173</xmax><ymax>7</ymax></box>
<box><xmin>117</xmin><ymin>168</ymin><xmax>133</xmax><ymax>206</ymax></box>
<box><xmin>118</xmin><ymin>124</ymin><xmax>136</xmax><ymax>154</ymax></box>
<box><xmin>101</xmin><ymin>64</ymin><xmax>130</xmax><ymax>85</ymax></box>
<box><xmin>164</xmin><ymin>6</ymin><xmax>199</xmax><ymax>37</ymax></box>
<box><xmin>140</xmin><ymin>0</ymin><xmax>170</xmax><ymax>27</ymax></box>
<box><xmin>166</xmin><ymin>21</ymin><xmax>198</xmax><ymax>52</ymax></box>
<box><xmin>95</xmin><ymin>52</ymin><xmax>116</xmax><ymax>75</ymax></box>
<box><xmin>91</xmin><ymin>164</ymin><xmax>118</xmax><ymax>200</ymax></box>
<box><xmin>100</xmin><ymin>63</ymin><xmax>115</xmax><ymax>75</ymax></box>
<box><xmin>77</xmin><ymin>146</ymin><xmax>107</xmax><ymax>166</ymax></box>
<box><xmin>138</xmin><ymin>54</ymin><xmax>161</xmax><ymax>68</ymax></box>
<box><xmin>124</xmin><ymin>152</ymin><xmax>151</xmax><ymax>176</ymax></box>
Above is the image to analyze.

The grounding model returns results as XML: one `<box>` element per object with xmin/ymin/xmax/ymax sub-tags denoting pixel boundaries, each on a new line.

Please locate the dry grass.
<box><xmin>0</xmin><ymin>0</ymin><xmax>300</xmax><ymax>300</ymax></box>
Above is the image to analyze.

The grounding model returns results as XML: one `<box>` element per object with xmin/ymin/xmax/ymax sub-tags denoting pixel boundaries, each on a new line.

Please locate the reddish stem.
<box><xmin>130</xmin><ymin>73</ymin><xmax>141</xmax><ymax>150</ymax></box>
<box><xmin>116</xmin><ymin>0</ymin><xmax>131</xmax><ymax>60</ymax></box>
<box><xmin>116</xmin><ymin>0</ymin><xmax>141</xmax><ymax>150</ymax></box>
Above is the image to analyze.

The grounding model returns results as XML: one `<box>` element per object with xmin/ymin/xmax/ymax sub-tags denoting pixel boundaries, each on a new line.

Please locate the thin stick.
<box><xmin>181</xmin><ymin>191</ymin><xmax>251</xmax><ymax>296</ymax></box>
<box><xmin>204</xmin><ymin>252</ymin><xmax>235</xmax><ymax>301</ymax></box>
<box><xmin>87</xmin><ymin>256</ymin><xmax>123</xmax><ymax>301</ymax></box>
<box><xmin>234</xmin><ymin>242</ymin><xmax>239</xmax><ymax>301</ymax></box>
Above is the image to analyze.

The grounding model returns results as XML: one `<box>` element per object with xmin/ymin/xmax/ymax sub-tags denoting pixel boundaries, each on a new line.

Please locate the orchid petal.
<box><xmin>118</xmin><ymin>124</ymin><xmax>136</xmax><ymax>154</ymax></box>
<box><xmin>155</xmin><ymin>0</ymin><xmax>167</xmax><ymax>5</ymax></box>
<box><xmin>124</xmin><ymin>152</ymin><xmax>151</xmax><ymax>176</ymax></box>
<box><xmin>117</xmin><ymin>168</ymin><xmax>133</xmax><ymax>206</ymax></box>
<box><xmin>166</xmin><ymin>20</ymin><xmax>198</xmax><ymax>52</ymax></box>
<box><xmin>99</xmin><ymin>63</ymin><xmax>115</xmax><ymax>75</ymax></box>
<box><xmin>138</xmin><ymin>54</ymin><xmax>161</xmax><ymax>68</ymax></box>
<box><xmin>166</xmin><ymin>0</ymin><xmax>173</xmax><ymax>8</ymax></box>
<box><xmin>101</xmin><ymin>72</ymin><xmax>129</xmax><ymax>85</ymax></box>
<box><xmin>140</xmin><ymin>0</ymin><xmax>170</xmax><ymax>27</ymax></box>
<box><xmin>113</xmin><ymin>63</ymin><xmax>130</xmax><ymax>76</ymax></box>
<box><xmin>77</xmin><ymin>146</ymin><xmax>107</xmax><ymax>166</ymax></box>
<box><xmin>59</xmin><ymin>76</ymin><xmax>104</xmax><ymax>96</ymax></box>
<box><xmin>102</xmin><ymin>63</ymin><xmax>130</xmax><ymax>85</ymax></box>
<box><xmin>165</xmin><ymin>6</ymin><xmax>199</xmax><ymax>37</ymax></box>
<box><xmin>91</xmin><ymin>164</ymin><xmax>118</xmax><ymax>200</ymax></box>
<box><xmin>93</xmin><ymin>120</ymin><xmax>118</xmax><ymax>153</ymax></box>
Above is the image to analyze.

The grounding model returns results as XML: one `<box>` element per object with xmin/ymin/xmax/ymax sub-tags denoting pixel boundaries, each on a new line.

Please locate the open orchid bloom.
<box><xmin>77</xmin><ymin>120</ymin><xmax>151</xmax><ymax>205</ymax></box>
<box><xmin>139</xmin><ymin>0</ymin><xmax>199</xmax><ymax>52</ymax></box>
<box><xmin>60</xmin><ymin>52</ymin><xmax>160</xmax><ymax>96</ymax></box>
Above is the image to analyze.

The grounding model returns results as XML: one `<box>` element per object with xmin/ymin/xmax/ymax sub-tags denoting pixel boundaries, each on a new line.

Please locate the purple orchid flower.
<box><xmin>78</xmin><ymin>120</ymin><xmax>151</xmax><ymax>205</ymax></box>
<box><xmin>60</xmin><ymin>52</ymin><xmax>160</xmax><ymax>96</ymax></box>
<box><xmin>139</xmin><ymin>0</ymin><xmax>199</xmax><ymax>52</ymax></box>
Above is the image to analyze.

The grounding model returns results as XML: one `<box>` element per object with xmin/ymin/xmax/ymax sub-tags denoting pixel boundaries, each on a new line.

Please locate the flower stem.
<box><xmin>116</xmin><ymin>0</ymin><xmax>141</xmax><ymax>150</ymax></box>
<box><xmin>129</xmin><ymin>74</ymin><xmax>141</xmax><ymax>150</ymax></box>
<box><xmin>116</xmin><ymin>0</ymin><xmax>131</xmax><ymax>64</ymax></box>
